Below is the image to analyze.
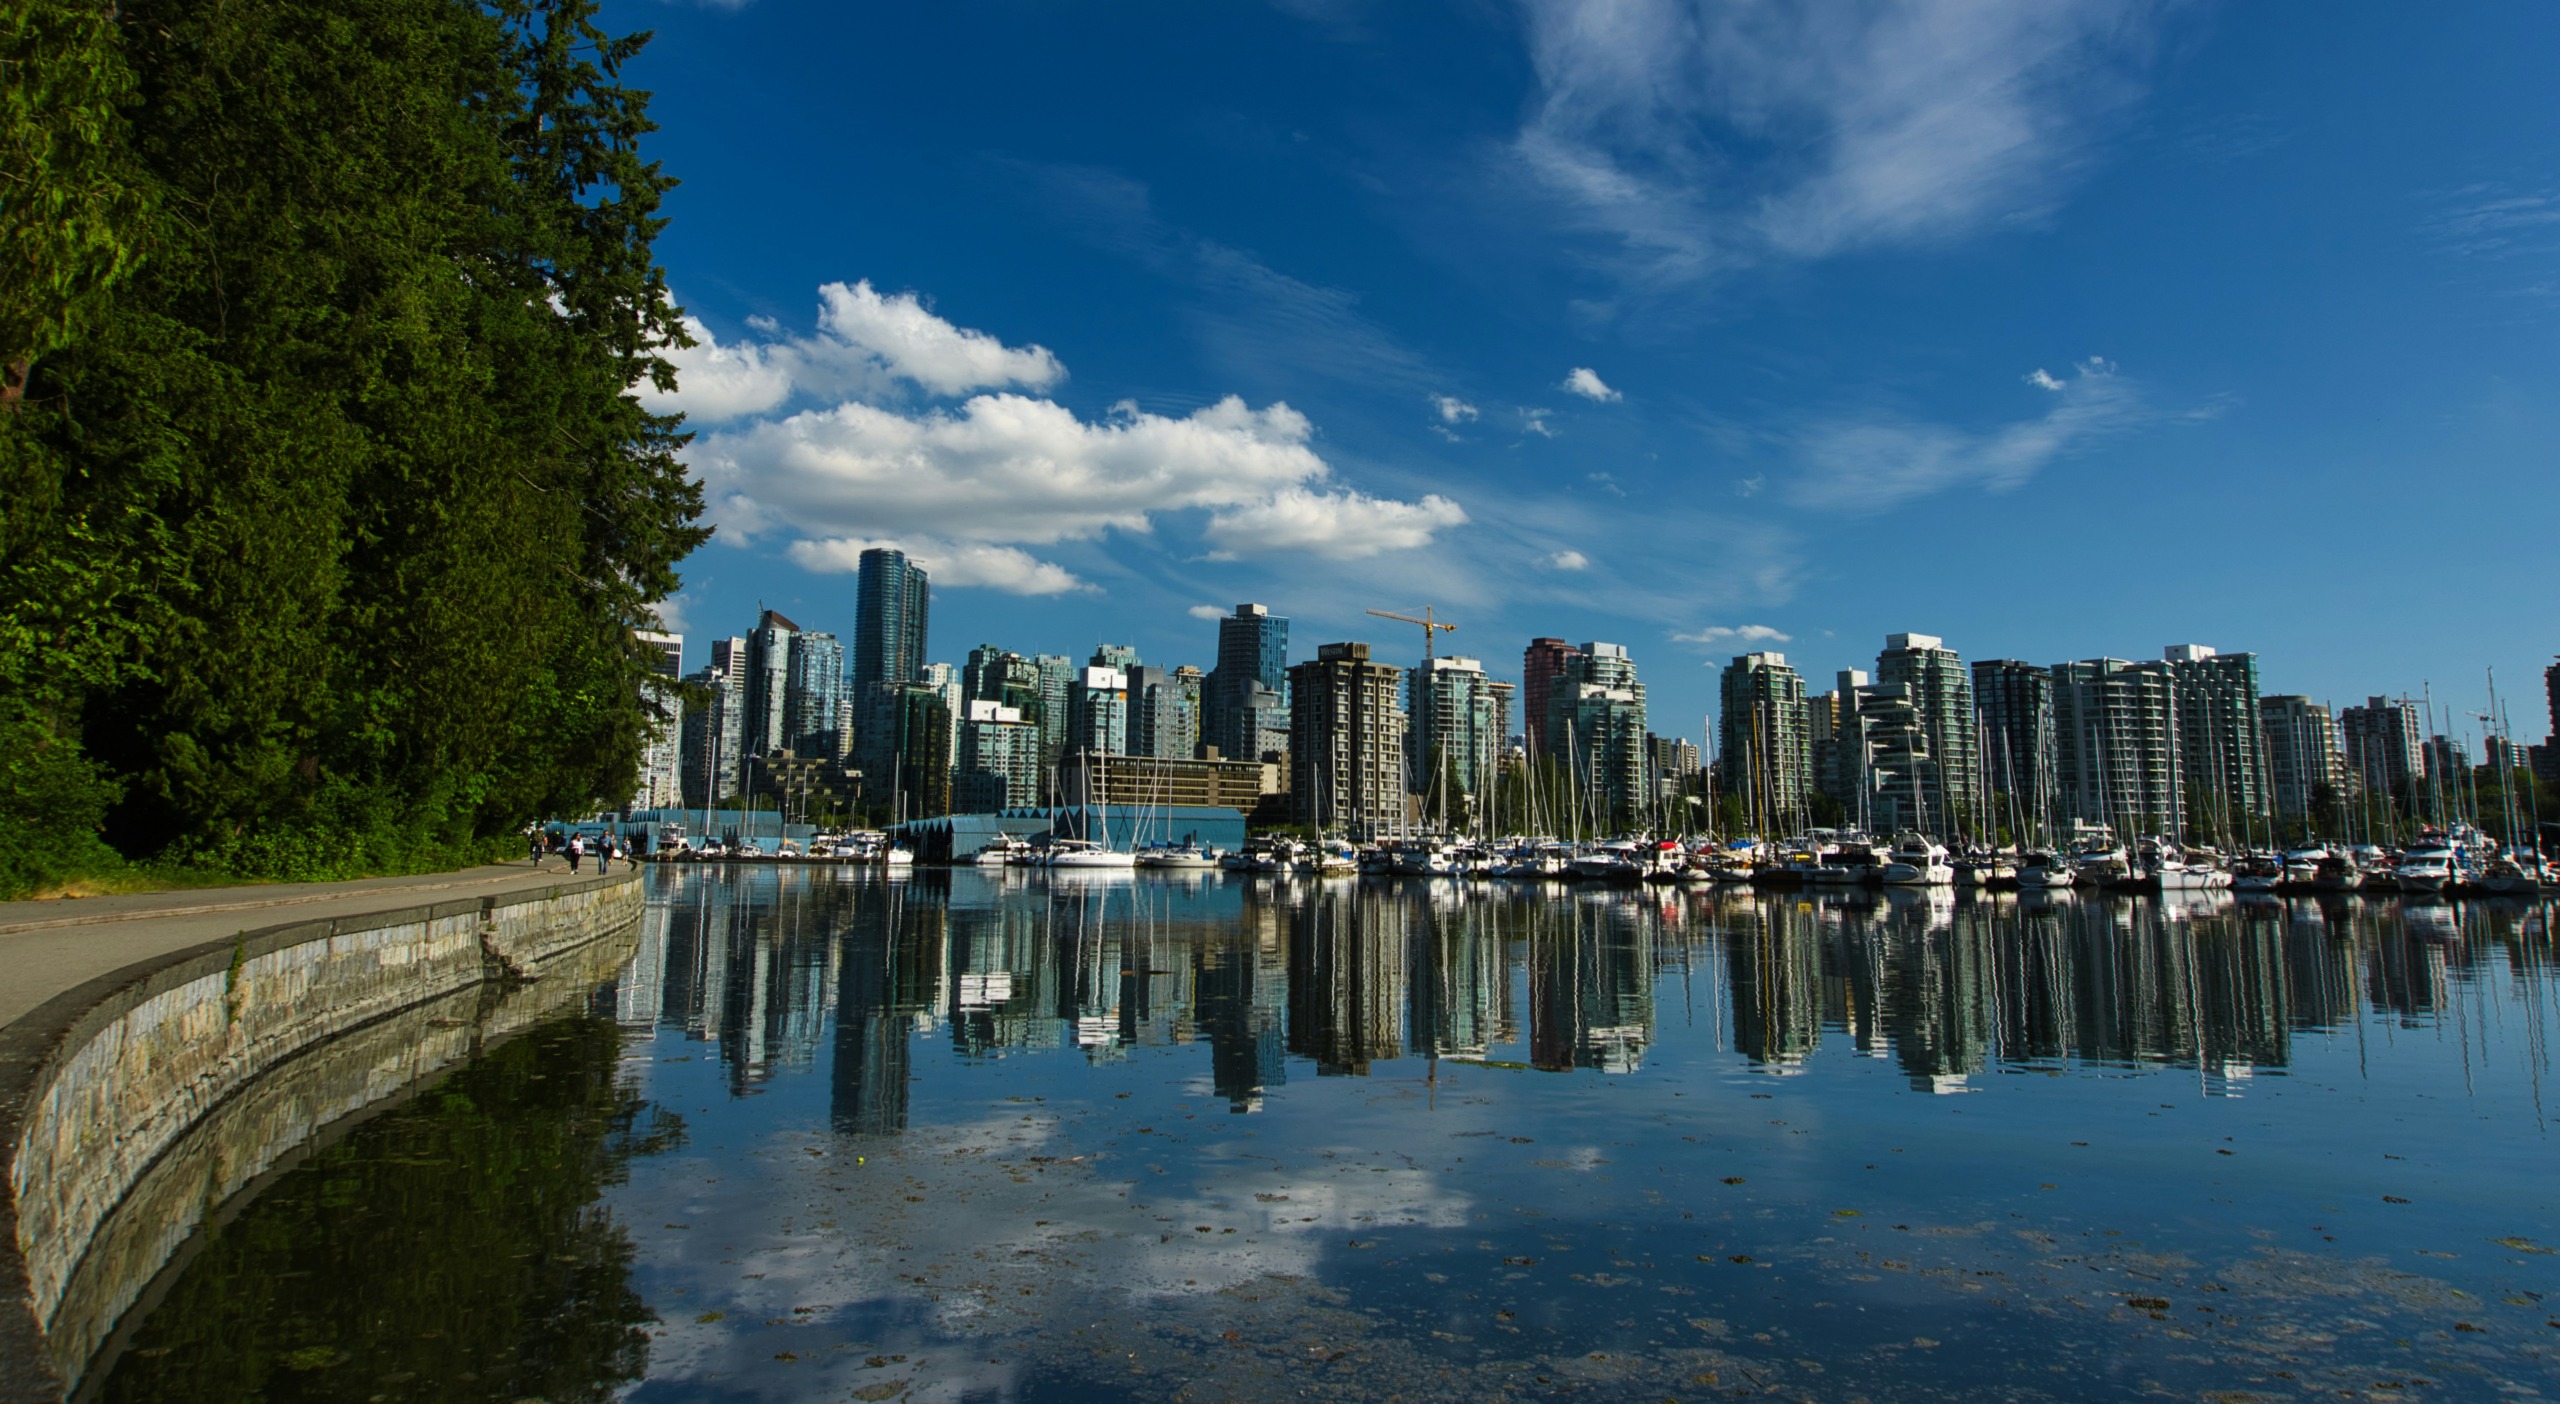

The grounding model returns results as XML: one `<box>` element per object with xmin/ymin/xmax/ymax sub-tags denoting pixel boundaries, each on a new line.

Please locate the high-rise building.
<box><xmin>884</xmin><ymin>682</ymin><xmax>952</xmax><ymax>821</ymax></box>
<box><xmin>1127</xmin><ymin>663</ymin><xmax>1195</xmax><ymax>761</ymax></box>
<box><xmin>1548</xmin><ymin>643</ymin><xmax>1647</xmax><ymax>826</ymax></box>
<box><xmin>1809</xmin><ymin>670</ymin><xmax>1868</xmax><ymax>806</ymax></box>
<box><xmin>853</xmin><ymin>547</ymin><xmax>930</xmax><ymax>775</ymax></box>
<box><xmin>1972</xmin><ymin>660</ymin><xmax>2054</xmax><ymax>836</ymax></box>
<box><xmin>954</xmin><ymin>699</ymin><xmax>1042</xmax><ymax>811</ymax></box>
<box><xmin>2423</xmin><ymin>734</ymin><xmax>2470</xmax><ymax>783</ymax></box>
<box><xmin>2483</xmin><ymin>733</ymin><xmax>2529</xmax><ymax>779</ymax></box>
<box><xmin>2051</xmin><ymin>659</ymin><xmax>2179</xmax><ymax>837</ymax></box>
<box><xmin>2340</xmin><ymin>696</ymin><xmax>2426</xmax><ymax>806</ymax></box>
<box><xmin>1844</xmin><ymin>678</ymin><xmax>1933</xmax><ymax>834</ymax></box>
<box><xmin>1875</xmin><ymin>634</ymin><xmax>1980</xmax><ymax>831</ymax></box>
<box><xmin>634</xmin><ymin>630</ymin><xmax>685</xmax><ymax>811</ymax></box>
<box><xmin>1521</xmin><ymin>638</ymin><xmax>1582</xmax><ymax>763</ymax></box>
<box><xmin>2161</xmin><ymin>645</ymin><xmax>2265</xmax><ymax>827</ymax></box>
<box><xmin>1718</xmin><ymin>653</ymin><xmax>1810</xmax><ymax>830</ymax></box>
<box><xmin>743</xmin><ymin>608</ymin><xmax>798</xmax><ymax>757</ymax></box>
<box><xmin>1289</xmin><ymin>642</ymin><xmax>1407</xmax><ymax>836</ymax></box>
<box><xmin>1172</xmin><ymin>665</ymin><xmax>1206</xmax><ymax>760</ymax></box>
<box><xmin>1066</xmin><ymin>654</ymin><xmax>1130</xmax><ymax>757</ymax></box>
<box><xmin>1205</xmin><ymin>605</ymin><xmax>1289</xmax><ymax>764</ymax></box>
<box><xmin>2259</xmin><ymin>695</ymin><xmax>2343</xmax><ymax>827</ymax></box>
<box><xmin>2548</xmin><ymin>657</ymin><xmax>2560</xmax><ymax>745</ymax></box>
<box><xmin>784</xmin><ymin>630</ymin><xmax>845</xmax><ymax>758</ymax></box>
<box><xmin>680</xmin><ymin>635</ymin><xmax>747</xmax><ymax>808</ymax></box>
<box><xmin>1645</xmin><ymin>734</ymin><xmax>1701</xmax><ymax>806</ymax></box>
<box><xmin>1413</xmin><ymin>656</ymin><xmax>1509</xmax><ymax>809</ymax></box>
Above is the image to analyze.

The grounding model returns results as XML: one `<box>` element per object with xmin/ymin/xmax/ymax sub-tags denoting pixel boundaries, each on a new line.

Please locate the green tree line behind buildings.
<box><xmin>0</xmin><ymin>0</ymin><xmax>705</xmax><ymax>897</ymax></box>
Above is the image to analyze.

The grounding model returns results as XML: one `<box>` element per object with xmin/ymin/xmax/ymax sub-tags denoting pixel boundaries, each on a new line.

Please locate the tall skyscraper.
<box><xmin>2260</xmin><ymin>695</ymin><xmax>2343</xmax><ymax>827</ymax></box>
<box><xmin>1066</xmin><ymin>654</ymin><xmax>1130</xmax><ymax>757</ymax></box>
<box><xmin>1289</xmin><ymin>642</ymin><xmax>1407</xmax><ymax>835</ymax></box>
<box><xmin>1548</xmin><ymin>643</ymin><xmax>1648</xmax><ymax>826</ymax></box>
<box><xmin>853</xmin><ymin>547</ymin><xmax>930</xmax><ymax>776</ymax></box>
<box><xmin>1972</xmin><ymin>659</ymin><xmax>2055</xmax><ymax>834</ymax></box>
<box><xmin>681</xmin><ymin>635</ymin><xmax>747</xmax><ymax>807</ymax></box>
<box><xmin>1413</xmin><ymin>655</ymin><xmax>1508</xmax><ymax>809</ymax></box>
<box><xmin>955</xmin><ymin>699</ymin><xmax>1042</xmax><ymax>811</ymax></box>
<box><xmin>1874</xmin><ymin>634</ymin><xmax>1980</xmax><ymax>831</ymax></box>
<box><xmin>1644</xmin><ymin>734</ymin><xmax>1701</xmax><ymax>807</ymax></box>
<box><xmin>1034</xmin><ymin>654</ymin><xmax>1075</xmax><ymax>768</ymax></box>
<box><xmin>2161</xmin><ymin>645</ymin><xmax>2265</xmax><ymax>825</ymax></box>
<box><xmin>2341</xmin><ymin>696</ymin><xmax>2426</xmax><ymax>806</ymax></box>
<box><xmin>1810</xmin><ymin>669</ymin><xmax>1868</xmax><ymax>807</ymax></box>
<box><xmin>1126</xmin><ymin>663</ymin><xmax>1192</xmax><ymax>760</ymax></box>
<box><xmin>1718</xmin><ymin>653</ymin><xmax>1810</xmax><ymax>830</ymax></box>
<box><xmin>1521</xmin><ymin>638</ymin><xmax>1582</xmax><ymax>763</ymax></box>
<box><xmin>1205</xmin><ymin>605</ymin><xmax>1288</xmax><ymax>764</ymax></box>
<box><xmin>634</xmin><ymin>630</ymin><xmax>685</xmax><ymax>811</ymax></box>
<box><xmin>743</xmin><ymin>608</ymin><xmax>798</xmax><ymax>757</ymax></box>
<box><xmin>784</xmin><ymin>630</ymin><xmax>845</xmax><ymax>758</ymax></box>
<box><xmin>884</xmin><ymin>682</ymin><xmax>952</xmax><ymax>821</ymax></box>
<box><xmin>2051</xmin><ymin>659</ymin><xmax>2179</xmax><ymax>837</ymax></box>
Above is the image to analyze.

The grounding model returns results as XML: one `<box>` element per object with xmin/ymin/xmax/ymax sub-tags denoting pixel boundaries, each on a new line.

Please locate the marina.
<box><xmin>85</xmin><ymin>863</ymin><xmax>2560</xmax><ymax>1402</ymax></box>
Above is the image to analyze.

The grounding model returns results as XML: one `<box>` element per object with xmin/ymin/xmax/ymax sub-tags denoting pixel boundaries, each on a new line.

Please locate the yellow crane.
<box><xmin>1367</xmin><ymin>606</ymin><xmax>1456</xmax><ymax>666</ymax></box>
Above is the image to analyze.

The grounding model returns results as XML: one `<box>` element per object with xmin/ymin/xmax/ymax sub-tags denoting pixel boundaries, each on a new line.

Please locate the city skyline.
<box><xmin>617</xmin><ymin>1</ymin><xmax>2557</xmax><ymax>744</ymax></box>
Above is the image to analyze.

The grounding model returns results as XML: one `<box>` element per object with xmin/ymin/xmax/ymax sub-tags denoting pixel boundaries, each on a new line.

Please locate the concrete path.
<box><xmin>0</xmin><ymin>857</ymin><xmax>628</xmax><ymax>1029</ymax></box>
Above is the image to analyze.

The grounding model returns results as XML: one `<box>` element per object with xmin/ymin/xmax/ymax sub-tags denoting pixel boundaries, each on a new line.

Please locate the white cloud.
<box><xmin>1734</xmin><ymin>473</ymin><xmax>1766</xmax><ymax>497</ymax></box>
<box><xmin>1585</xmin><ymin>470</ymin><xmax>1625</xmax><ymax>497</ymax></box>
<box><xmin>786</xmin><ymin>537</ymin><xmax>1092</xmax><ymax>596</ymax></box>
<box><xmin>639</xmin><ymin>281</ymin><xmax>1061</xmax><ymax>423</ymax></box>
<box><xmin>1521</xmin><ymin>408</ymin><xmax>1557</xmax><ymax>438</ymax></box>
<box><xmin>646</xmin><ymin>593</ymin><xmax>694</xmax><ymax>637</ymax></box>
<box><xmin>1203</xmin><ymin>488</ymin><xmax>1467</xmax><ymax>560</ymax></box>
<box><xmin>2025</xmin><ymin>367</ymin><xmax>2065</xmax><ymax>391</ymax></box>
<box><xmin>1432</xmin><ymin>394</ymin><xmax>1480</xmax><ymax>423</ymax></box>
<box><xmin>1561</xmin><ymin>366</ymin><xmax>1622</xmax><ymax>401</ymax></box>
<box><xmin>1675</xmin><ymin>624</ymin><xmax>1792</xmax><ymax>645</ymax></box>
<box><xmin>1547</xmin><ymin>549</ymin><xmax>1590</xmax><ymax>571</ymax></box>
<box><xmin>1187</xmin><ymin>604</ymin><xmax>1227</xmax><ymax>621</ymax></box>
<box><xmin>1783</xmin><ymin>357</ymin><xmax>2150</xmax><ymax>512</ymax></box>
<box><xmin>1510</xmin><ymin>0</ymin><xmax>2162</xmax><ymax>286</ymax></box>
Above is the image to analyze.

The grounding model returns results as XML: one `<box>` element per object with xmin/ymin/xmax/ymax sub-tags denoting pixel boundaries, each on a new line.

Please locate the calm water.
<box><xmin>97</xmin><ymin>868</ymin><xmax>2560</xmax><ymax>1402</ymax></box>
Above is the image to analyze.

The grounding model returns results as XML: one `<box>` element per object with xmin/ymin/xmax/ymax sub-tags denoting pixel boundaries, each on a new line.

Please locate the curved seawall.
<box><xmin>0</xmin><ymin>871</ymin><xmax>643</xmax><ymax>1401</ymax></box>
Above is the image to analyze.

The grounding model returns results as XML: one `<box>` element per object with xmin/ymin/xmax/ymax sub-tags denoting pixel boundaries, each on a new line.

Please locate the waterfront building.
<box><xmin>963</xmin><ymin>644</ymin><xmax>1048</xmax><ymax>722</ymax></box>
<box><xmin>885</xmin><ymin>682</ymin><xmax>952</xmax><ymax>821</ymax></box>
<box><xmin>1127</xmin><ymin>663</ymin><xmax>1199</xmax><ymax>761</ymax></box>
<box><xmin>784</xmin><ymin>630</ymin><xmax>845</xmax><ymax>759</ymax></box>
<box><xmin>1718</xmin><ymin>653</ymin><xmax>1811</xmax><ymax>832</ymax></box>
<box><xmin>1056</xmin><ymin>752</ymin><xmax>1281</xmax><ymax>813</ymax></box>
<box><xmin>680</xmin><ymin>635</ymin><xmax>748</xmax><ymax>808</ymax></box>
<box><xmin>1971</xmin><ymin>659</ymin><xmax>2054</xmax><ymax>839</ymax></box>
<box><xmin>1646</xmin><ymin>734</ymin><xmax>1701</xmax><ymax>808</ymax></box>
<box><xmin>2340</xmin><ymin>696</ymin><xmax>2427</xmax><ymax>808</ymax></box>
<box><xmin>2423</xmin><ymin>734</ymin><xmax>2470</xmax><ymax>784</ymax></box>
<box><xmin>1204</xmin><ymin>604</ymin><xmax>1289</xmax><ymax>763</ymax></box>
<box><xmin>1875</xmin><ymin>634</ymin><xmax>1981</xmax><ymax>835</ymax></box>
<box><xmin>954</xmin><ymin>699</ymin><xmax>1042</xmax><ymax>811</ymax></box>
<box><xmin>1548</xmin><ymin>644</ymin><xmax>1648</xmax><ymax>829</ymax></box>
<box><xmin>1034</xmin><ymin>654</ymin><xmax>1075</xmax><ymax>768</ymax></box>
<box><xmin>1844</xmin><ymin>678</ymin><xmax>1935</xmax><ymax>835</ymax></box>
<box><xmin>2162</xmin><ymin>645</ymin><xmax>2266</xmax><ymax>833</ymax></box>
<box><xmin>743</xmin><ymin>608</ymin><xmax>797</xmax><ymax>757</ymax></box>
<box><xmin>2484</xmin><ymin>733</ymin><xmax>2529</xmax><ymax>779</ymax></box>
<box><xmin>1067</xmin><ymin>655</ymin><xmax>1131</xmax><ymax>757</ymax></box>
<box><xmin>1288</xmin><ymin>642</ymin><xmax>1407</xmax><ymax>836</ymax></box>
<box><xmin>853</xmin><ymin>547</ymin><xmax>930</xmax><ymax>777</ymax></box>
<box><xmin>1173</xmin><ymin>665</ymin><xmax>1206</xmax><ymax>759</ymax></box>
<box><xmin>2050</xmin><ymin>659</ymin><xmax>2180</xmax><ymax>837</ymax></box>
<box><xmin>1413</xmin><ymin>655</ymin><xmax>1509</xmax><ymax>812</ymax></box>
<box><xmin>2260</xmin><ymin>695</ymin><xmax>2344</xmax><ymax>828</ymax></box>
<box><xmin>1808</xmin><ymin>671</ymin><xmax>1866</xmax><ymax>808</ymax></box>
<box><xmin>634</xmin><ymin>630</ymin><xmax>685</xmax><ymax>812</ymax></box>
<box><xmin>1520</xmin><ymin>638</ymin><xmax>1582</xmax><ymax>763</ymax></box>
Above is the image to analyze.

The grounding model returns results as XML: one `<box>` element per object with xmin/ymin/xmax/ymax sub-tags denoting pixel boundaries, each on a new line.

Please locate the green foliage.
<box><xmin>0</xmin><ymin>0</ymin><xmax>704</xmax><ymax>897</ymax></box>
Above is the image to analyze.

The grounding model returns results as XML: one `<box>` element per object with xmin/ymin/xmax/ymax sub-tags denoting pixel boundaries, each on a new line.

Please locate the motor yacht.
<box><xmin>1878</xmin><ymin>835</ymin><xmax>1955</xmax><ymax>886</ymax></box>
<box><xmin>2015</xmin><ymin>849</ymin><xmax>2076</xmax><ymax>889</ymax></box>
<box><xmin>1136</xmin><ymin>842</ymin><xmax>1220</xmax><ymax>869</ymax></box>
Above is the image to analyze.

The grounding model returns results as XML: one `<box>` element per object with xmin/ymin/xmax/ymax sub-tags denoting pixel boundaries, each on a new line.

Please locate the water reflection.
<box><xmin>623</xmin><ymin>868</ymin><xmax>2560</xmax><ymax>1111</ymax></box>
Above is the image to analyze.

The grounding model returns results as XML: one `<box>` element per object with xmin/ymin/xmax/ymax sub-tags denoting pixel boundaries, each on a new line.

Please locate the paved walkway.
<box><xmin>0</xmin><ymin>858</ymin><xmax>631</xmax><ymax>1029</ymax></box>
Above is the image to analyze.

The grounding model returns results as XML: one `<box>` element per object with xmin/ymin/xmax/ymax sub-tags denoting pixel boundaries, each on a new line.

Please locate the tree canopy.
<box><xmin>0</xmin><ymin>0</ymin><xmax>704</xmax><ymax>893</ymax></box>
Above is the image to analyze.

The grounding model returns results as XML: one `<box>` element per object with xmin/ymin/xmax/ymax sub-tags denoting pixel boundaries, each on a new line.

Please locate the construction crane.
<box><xmin>1367</xmin><ymin>606</ymin><xmax>1456</xmax><ymax>666</ymax></box>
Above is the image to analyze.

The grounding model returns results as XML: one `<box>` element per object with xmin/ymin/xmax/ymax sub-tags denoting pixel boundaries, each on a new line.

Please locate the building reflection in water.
<box><xmin>619</xmin><ymin>869</ymin><xmax>2560</xmax><ymax>1123</ymax></box>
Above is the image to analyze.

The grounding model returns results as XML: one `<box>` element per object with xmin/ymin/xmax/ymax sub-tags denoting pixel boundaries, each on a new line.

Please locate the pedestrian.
<box><xmin>568</xmin><ymin>834</ymin><xmax>584</xmax><ymax>873</ymax></box>
<box><xmin>528</xmin><ymin>830</ymin><xmax>543</xmax><ymax>865</ymax></box>
<box><xmin>598</xmin><ymin>838</ymin><xmax>613</xmax><ymax>874</ymax></box>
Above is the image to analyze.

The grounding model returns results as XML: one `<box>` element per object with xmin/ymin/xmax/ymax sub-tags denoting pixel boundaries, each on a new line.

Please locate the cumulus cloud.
<box><xmin>2025</xmin><ymin>367</ymin><xmax>2065</xmax><ymax>391</ymax></box>
<box><xmin>1561</xmin><ymin>367</ymin><xmax>1622</xmax><ymax>401</ymax></box>
<box><xmin>1432</xmin><ymin>394</ymin><xmax>1480</xmax><ymax>423</ymax></box>
<box><xmin>1187</xmin><ymin>604</ymin><xmax>1227</xmax><ymax>621</ymax></box>
<box><xmin>787</xmin><ymin>537</ymin><xmax>1093</xmax><ymax>596</ymax></box>
<box><xmin>1783</xmin><ymin>357</ymin><xmax>2152</xmax><ymax>512</ymax></box>
<box><xmin>1521</xmin><ymin>408</ymin><xmax>1557</xmax><ymax>438</ymax></box>
<box><xmin>1546</xmin><ymin>549</ymin><xmax>1590</xmax><ymax>571</ymax></box>
<box><xmin>1203</xmin><ymin>488</ymin><xmax>1468</xmax><ymax>560</ymax></box>
<box><xmin>641</xmin><ymin>281</ymin><xmax>1061</xmax><ymax>422</ymax></box>
<box><xmin>671</xmin><ymin>280</ymin><xmax>1467</xmax><ymax>590</ymax></box>
<box><xmin>1676</xmin><ymin>624</ymin><xmax>1793</xmax><ymax>645</ymax></box>
<box><xmin>1510</xmin><ymin>0</ymin><xmax>2165</xmax><ymax>287</ymax></box>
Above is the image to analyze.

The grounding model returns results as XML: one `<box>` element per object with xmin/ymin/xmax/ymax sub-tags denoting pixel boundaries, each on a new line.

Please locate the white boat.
<box><xmin>2015</xmin><ymin>850</ymin><xmax>2076</xmax><ymax>889</ymax></box>
<box><xmin>1135</xmin><ymin>842</ymin><xmax>1220</xmax><ymax>870</ymax></box>
<box><xmin>2395</xmin><ymin>842</ymin><xmax>2456</xmax><ymax>894</ymax></box>
<box><xmin>2153</xmin><ymin>846</ymin><xmax>2231</xmax><ymax>891</ymax></box>
<box><xmin>1046</xmin><ymin>839</ymin><xmax>1137</xmax><ymax>869</ymax></box>
<box><xmin>1877</xmin><ymin>835</ymin><xmax>1954</xmax><ymax>886</ymax></box>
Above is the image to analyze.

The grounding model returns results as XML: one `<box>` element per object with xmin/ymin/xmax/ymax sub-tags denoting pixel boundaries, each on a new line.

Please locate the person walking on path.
<box><xmin>568</xmin><ymin>834</ymin><xmax>584</xmax><ymax>873</ymax></box>
<box><xmin>529</xmin><ymin>830</ymin><xmax>545</xmax><ymax>866</ymax></box>
<box><xmin>597</xmin><ymin>838</ymin><xmax>613</xmax><ymax>874</ymax></box>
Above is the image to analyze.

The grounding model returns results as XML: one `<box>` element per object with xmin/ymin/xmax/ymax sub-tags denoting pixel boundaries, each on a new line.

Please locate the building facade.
<box><xmin>1874</xmin><ymin>633</ymin><xmax>1981</xmax><ymax>834</ymax></box>
<box><xmin>2259</xmin><ymin>695</ymin><xmax>2344</xmax><ymax>828</ymax></box>
<box><xmin>853</xmin><ymin>547</ymin><xmax>930</xmax><ymax>777</ymax></box>
<box><xmin>1066</xmin><ymin>658</ymin><xmax>1130</xmax><ymax>757</ymax></box>
<box><xmin>1289</xmin><ymin>642</ymin><xmax>1407</xmax><ymax>836</ymax></box>
<box><xmin>634</xmin><ymin>630</ymin><xmax>685</xmax><ymax>811</ymax></box>
<box><xmin>2050</xmin><ymin>659</ymin><xmax>2180</xmax><ymax>837</ymax></box>
<box><xmin>1718</xmin><ymin>653</ymin><xmax>1811</xmax><ymax>832</ymax></box>
<box><xmin>784</xmin><ymin>630</ymin><xmax>845</xmax><ymax>759</ymax></box>
<box><xmin>1413</xmin><ymin>655</ymin><xmax>1510</xmax><ymax>809</ymax></box>
<box><xmin>1520</xmin><ymin>638</ymin><xmax>1582</xmax><ymax>763</ymax></box>
<box><xmin>2340</xmin><ymin>696</ymin><xmax>2427</xmax><ymax>807</ymax></box>
<box><xmin>954</xmin><ymin>699</ymin><xmax>1043</xmax><ymax>812</ymax></box>
<box><xmin>1548</xmin><ymin>644</ymin><xmax>1648</xmax><ymax>828</ymax></box>
<box><xmin>2162</xmin><ymin>645</ymin><xmax>2266</xmax><ymax>832</ymax></box>
<box><xmin>743</xmin><ymin>608</ymin><xmax>797</xmax><ymax>758</ymax></box>
<box><xmin>1971</xmin><ymin>659</ymin><xmax>2054</xmax><ymax>838</ymax></box>
<box><xmin>1205</xmin><ymin>604</ymin><xmax>1289</xmax><ymax>764</ymax></box>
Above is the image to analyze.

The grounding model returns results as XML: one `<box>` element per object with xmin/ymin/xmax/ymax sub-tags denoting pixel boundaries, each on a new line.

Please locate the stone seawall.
<box><xmin>0</xmin><ymin>871</ymin><xmax>642</xmax><ymax>1402</ymax></box>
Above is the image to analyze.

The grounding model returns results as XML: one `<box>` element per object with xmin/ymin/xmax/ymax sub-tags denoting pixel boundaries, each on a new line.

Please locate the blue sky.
<box><xmin>623</xmin><ymin>0</ymin><xmax>2560</xmax><ymax>748</ymax></box>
